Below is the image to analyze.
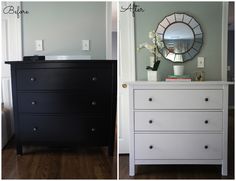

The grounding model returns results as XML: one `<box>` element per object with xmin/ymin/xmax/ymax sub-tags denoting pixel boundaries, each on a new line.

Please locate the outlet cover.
<box><xmin>82</xmin><ymin>40</ymin><xmax>90</xmax><ymax>51</ymax></box>
<box><xmin>35</xmin><ymin>40</ymin><xmax>43</xmax><ymax>51</ymax></box>
<box><xmin>197</xmin><ymin>57</ymin><xmax>204</xmax><ymax>68</ymax></box>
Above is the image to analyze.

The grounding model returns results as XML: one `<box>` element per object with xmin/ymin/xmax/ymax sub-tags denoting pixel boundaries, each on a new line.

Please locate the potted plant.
<box><xmin>137</xmin><ymin>31</ymin><xmax>164</xmax><ymax>81</ymax></box>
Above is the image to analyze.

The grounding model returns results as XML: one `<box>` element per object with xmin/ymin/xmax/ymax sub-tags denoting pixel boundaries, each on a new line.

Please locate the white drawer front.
<box><xmin>134</xmin><ymin>90</ymin><xmax>223</xmax><ymax>110</ymax></box>
<box><xmin>135</xmin><ymin>134</ymin><xmax>222</xmax><ymax>160</ymax></box>
<box><xmin>134</xmin><ymin>112</ymin><xmax>222</xmax><ymax>131</ymax></box>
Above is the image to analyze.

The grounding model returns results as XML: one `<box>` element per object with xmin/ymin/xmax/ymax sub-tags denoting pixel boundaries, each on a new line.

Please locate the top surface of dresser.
<box><xmin>128</xmin><ymin>81</ymin><xmax>232</xmax><ymax>88</ymax></box>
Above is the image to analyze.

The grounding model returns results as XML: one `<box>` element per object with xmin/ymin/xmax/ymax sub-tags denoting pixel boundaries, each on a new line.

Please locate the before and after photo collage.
<box><xmin>1</xmin><ymin>1</ymin><xmax>235</xmax><ymax>179</ymax></box>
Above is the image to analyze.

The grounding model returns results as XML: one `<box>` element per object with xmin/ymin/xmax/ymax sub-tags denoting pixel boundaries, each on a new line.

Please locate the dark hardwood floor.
<box><xmin>2</xmin><ymin>140</ymin><xmax>117</xmax><ymax>179</ymax></box>
<box><xmin>119</xmin><ymin>110</ymin><xmax>234</xmax><ymax>179</ymax></box>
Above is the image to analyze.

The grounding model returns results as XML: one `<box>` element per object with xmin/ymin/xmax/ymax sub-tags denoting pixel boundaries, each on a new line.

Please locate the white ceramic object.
<box><xmin>173</xmin><ymin>65</ymin><xmax>184</xmax><ymax>75</ymax></box>
<box><xmin>147</xmin><ymin>71</ymin><xmax>161</xmax><ymax>81</ymax></box>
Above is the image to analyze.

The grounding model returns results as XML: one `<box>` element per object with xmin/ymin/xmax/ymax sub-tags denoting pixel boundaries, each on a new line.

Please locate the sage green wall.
<box><xmin>22</xmin><ymin>2</ymin><xmax>106</xmax><ymax>59</ymax></box>
<box><xmin>135</xmin><ymin>2</ymin><xmax>222</xmax><ymax>80</ymax></box>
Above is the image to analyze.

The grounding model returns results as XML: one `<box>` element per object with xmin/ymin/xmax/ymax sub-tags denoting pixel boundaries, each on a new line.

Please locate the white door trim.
<box><xmin>1</xmin><ymin>1</ymin><xmax>23</xmax><ymax>61</ymax></box>
<box><xmin>127</xmin><ymin>4</ymin><xmax>136</xmax><ymax>81</ymax></box>
<box><xmin>221</xmin><ymin>2</ymin><xmax>228</xmax><ymax>81</ymax></box>
<box><xmin>1</xmin><ymin>1</ymin><xmax>22</xmax><ymax>147</ymax></box>
<box><xmin>118</xmin><ymin>1</ymin><xmax>136</xmax><ymax>154</ymax></box>
<box><xmin>119</xmin><ymin>2</ymin><xmax>136</xmax><ymax>80</ymax></box>
<box><xmin>106</xmin><ymin>2</ymin><xmax>112</xmax><ymax>59</ymax></box>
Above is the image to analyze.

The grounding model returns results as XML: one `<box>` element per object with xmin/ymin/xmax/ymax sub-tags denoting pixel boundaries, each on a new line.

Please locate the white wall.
<box><xmin>22</xmin><ymin>2</ymin><xmax>106</xmax><ymax>59</ymax></box>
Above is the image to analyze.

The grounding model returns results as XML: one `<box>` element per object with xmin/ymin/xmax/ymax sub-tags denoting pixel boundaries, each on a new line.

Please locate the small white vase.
<box><xmin>173</xmin><ymin>65</ymin><xmax>184</xmax><ymax>76</ymax></box>
<box><xmin>147</xmin><ymin>70</ymin><xmax>161</xmax><ymax>81</ymax></box>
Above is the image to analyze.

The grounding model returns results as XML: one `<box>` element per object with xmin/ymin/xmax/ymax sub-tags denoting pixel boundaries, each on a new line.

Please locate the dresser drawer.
<box><xmin>16</xmin><ymin>68</ymin><xmax>112</xmax><ymax>90</ymax></box>
<box><xmin>134</xmin><ymin>112</ymin><xmax>222</xmax><ymax>131</ymax></box>
<box><xmin>135</xmin><ymin>134</ymin><xmax>222</xmax><ymax>160</ymax></box>
<box><xmin>17</xmin><ymin>92</ymin><xmax>110</xmax><ymax>113</ymax></box>
<box><xmin>134</xmin><ymin>90</ymin><xmax>223</xmax><ymax>109</ymax></box>
<box><xmin>134</xmin><ymin>90</ymin><xmax>223</xmax><ymax>110</ymax></box>
<box><xmin>19</xmin><ymin>115</ymin><xmax>108</xmax><ymax>144</ymax></box>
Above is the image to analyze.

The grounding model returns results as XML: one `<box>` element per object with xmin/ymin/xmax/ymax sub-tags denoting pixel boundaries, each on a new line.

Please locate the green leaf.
<box><xmin>152</xmin><ymin>61</ymin><xmax>160</xmax><ymax>71</ymax></box>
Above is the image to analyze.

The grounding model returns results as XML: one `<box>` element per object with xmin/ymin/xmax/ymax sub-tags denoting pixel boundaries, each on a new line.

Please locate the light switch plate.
<box><xmin>197</xmin><ymin>57</ymin><xmax>204</xmax><ymax>68</ymax></box>
<box><xmin>82</xmin><ymin>40</ymin><xmax>90</xmax><ymax>51</ymax></box>
<box><xmin>35</xmin><ymin>40</ymin><xmax>43</xmax><ymax>51</ymax></box>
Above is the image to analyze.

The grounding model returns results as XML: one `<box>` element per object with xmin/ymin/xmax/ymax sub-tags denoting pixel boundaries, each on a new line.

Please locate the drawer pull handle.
<box><xmin>91</xmin><ymin>101</ymin><xmax>97</xmax><ymax>106</ymax></box>
<box><xmin>92</xmin><ymin>77</ymin><xmax>97</xmax><ymax>81</ymax></box>
<box><xmin>204</xmin><ymin>145</ymin><xmax>208</xmax><ymax>149</ymax></box>
<box><xmin>122</xmin><ymin>84</ymin><xmax>127</xmax><ymax>88</ymax></box>
<box><xmin>149</xmin><ymin>145</ymin><xmax>153</xmax><ymax>149</ymax></box>
<box><xmin>31</xmin><ymin>101</ymin><xmax>37</xmax><ymax>105</ymax></box>
<box><xmin>205</xmin><ymin>98</ymin><xmax>209</xmax><ymax>102</ymax></box>
<box><xmin>33</xmin><ymin>127</ymin><xmax>38</xmax><ymax>132</ymax></box>
<box><xmin>204</xmin><ymin>120</ymin><xmax>209</xmax><ymax>124</ymax></box>
<box><xmin>148</xmin><ymin>98</ymin><xmax>152</xmax><ymax>102</ymax></box>
<box><xmin>149</xmin><ymin>120</ymin><xmax>153</xmax><ymax>124</ymax></box>
<box><xmin>30</xmin><ymin>77</ymin><xmax>36</xmax><ymax>81</ymax></box>
<box><xmin>91</xmin><ymin>128</ymin><xmax>96</xmax><ymax>132</ymax></box>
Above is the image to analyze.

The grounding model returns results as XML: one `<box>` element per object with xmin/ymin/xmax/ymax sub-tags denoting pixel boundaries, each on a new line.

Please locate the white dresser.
<box><xmin>128</xmin><ymin>81</ymin><xmax>230</xmax><ymax>176</ymax></box>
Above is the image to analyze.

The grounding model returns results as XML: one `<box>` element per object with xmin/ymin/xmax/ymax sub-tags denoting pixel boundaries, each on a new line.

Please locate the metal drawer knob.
<box><xmin>91</xmin><ymin>101</ymin><xmax>96</xmax><ymax>106</ymax></box>
<box><xmin>122</xmin><ymin>84</ymin><xmax>127</xmax><ymax>88</ymax></box>
<box><xmin>30</xmin><ymin>77</ymin><xmax>36</xmax><ymax>81</ymax></box>
<box><xmin>91</xmin><ymin>128</ymin><xmax>96</xmax><ymax>132</ymax></box>
<box><xmin>33</xmin><ymin>127</ymin><xmax>37</xmax><ymax>132</ymax></box>
<box><xmin>31</xmin><ymin>101</ymin><xmax>36</xmax><ymax>105</ymax></box>
<box><xmin>205</xmin><ymin>98</ymin><xmax>209</xmax><ymax>102</ymax></box>
<box><xmin>204</xmin><ymin>120</ymin><xmax>209</xmax><ymax>124</ymax></box>
<box><xmin>149</xmin><ymin>120</ymin><xmax>153</xmax><ymax>124</ymax></box>
<box><xmin>92</xmin><ymin>77</ymin><xmax>97</xmax><ymax>81</ymax></box>
<box><xmin>148</xmin><ymin>98</ymin><xmax>152</xmax><ymax>102</ymax></box>
<box><xmin>149</xmin><ymin>145</ymin><xmax>153</xmax><ymax>149</ymax></box>
<box><xmin>204</xmin><ymin>145</ymin><xmax>208</xmax><ymax>149</ymax></box>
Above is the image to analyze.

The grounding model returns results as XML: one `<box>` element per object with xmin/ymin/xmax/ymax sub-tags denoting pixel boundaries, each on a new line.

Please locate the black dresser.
<box><xmin>6</xmin><ymin>60</ymin><xmax>117</xmax><ymax>155</ymax></box>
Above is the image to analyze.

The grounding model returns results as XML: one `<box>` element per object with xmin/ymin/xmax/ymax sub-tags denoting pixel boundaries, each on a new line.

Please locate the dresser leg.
<box><xmin>129</xmin><ymin>164</ymin><xmax>135</xmax><ymax>176</ymax></box>
<box><xmin>222</xmin><ymin>162</ymin><xmax>228</xmax><ymax>176</ymax></box>
<box><xmin>16</xmin><ymin>144</ymin><xmax>22</xmax><ymax>155</ymax></box>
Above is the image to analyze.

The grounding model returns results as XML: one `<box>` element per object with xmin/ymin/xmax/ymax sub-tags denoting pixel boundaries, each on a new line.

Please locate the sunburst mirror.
<box><xmin>156</xmin><ymin>13</ymin><xmax>203</xmax><ymax>62</ymax></box>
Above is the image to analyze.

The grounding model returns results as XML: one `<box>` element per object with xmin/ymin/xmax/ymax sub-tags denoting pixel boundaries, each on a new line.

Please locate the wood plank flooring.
<box><xmin>2</xmin><ymin>141</ymin><xmax>117</xmax><ymax>179</ymax></box>
<box><xmin>119</xmin><ymin>110</ymin><xmax>234</xmax><ymax>179</ymax></box>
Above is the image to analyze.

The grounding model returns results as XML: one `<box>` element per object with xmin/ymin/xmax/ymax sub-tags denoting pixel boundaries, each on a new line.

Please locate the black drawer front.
<box><xmin>18</xmin><ymin>92</ymin><xmax>111</xmax><ymax>114</ymax></box>
<box><xmin>16</xmin><ymin>68</ymin><xmax>112</xmax><ymax>90</ymax></box>
<box><xmin>19</xmin><ymin>115</ymin><xmax>108</xmax><ymax>144</ymax></box>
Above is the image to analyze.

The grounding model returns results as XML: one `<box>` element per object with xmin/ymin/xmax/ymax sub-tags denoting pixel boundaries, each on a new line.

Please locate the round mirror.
<box><xmin>156</xmin><ymin>13</ymin><xmax>203</xmax><ymax>62</ymax></box>
<box><xmin>164</xmin><ymin>23</ymin><xmax>194</xmax><ymax>53</ymax></box>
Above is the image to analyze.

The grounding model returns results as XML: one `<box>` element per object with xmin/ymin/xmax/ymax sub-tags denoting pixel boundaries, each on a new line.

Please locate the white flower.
<box><xmin>149</xmin><ymin>31</ymin><xmax>155</xmax><ymax>39</ymax></box>
<box><xmin>156</xmin><ymin>34</ymin><xmax>162</xmax><ymax>42</ymax></box>
<box><xmin>157</xmin><ymin>53</ymin><xmax>162</xmax><ymax>58</ymax></box>
<box><xmin>138</xmin><ymin>42</ymin><xmax>156</xmax><ymax>53</ymax></box>
<box><xmin>138</xmin><ymin>30</ymin><xmax>164</xmax><ymax>67</ymax></box>
<box><xmin>137</xmin><ymin>43</ymin><xmax>146</xmax><ymax>51</ymax></box>
<box><xmin>144</xmin><ymin>44</ymin><xmax>154</xmax><ymax>50</ymax></box>
<box><xmin>157</xmin><ymin>41</ymin><xmax>164</xmax><ymax>49</ymax></box>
